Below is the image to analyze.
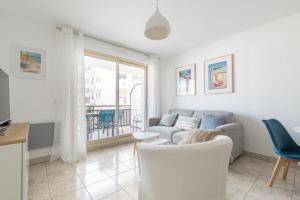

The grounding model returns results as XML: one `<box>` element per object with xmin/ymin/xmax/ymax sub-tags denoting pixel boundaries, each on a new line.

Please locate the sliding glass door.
<box><xmin>119</xmin><ymin>63</ymin><xmax>146</xmax><ymax>134</ymax></box>
<box><xmin>84</xmin><ymin>51</ymin><xmax>146</xmax><ymax>143</ymax></box>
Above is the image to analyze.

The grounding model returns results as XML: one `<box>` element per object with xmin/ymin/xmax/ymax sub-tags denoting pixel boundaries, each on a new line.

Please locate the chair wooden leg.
<box><xmin>268</xmin><ymin>156</ymin><xmax>285</xmax><ymax>187</ymax></box>
<box><xmin>283</xmin><ymin>161</ymin><xmax>290</xmax><ymax>180</ymax></box>
<box><xmin>133</xmin><ymin>139</ymin><xmax>137</xmax><ymax>156</ymax></box>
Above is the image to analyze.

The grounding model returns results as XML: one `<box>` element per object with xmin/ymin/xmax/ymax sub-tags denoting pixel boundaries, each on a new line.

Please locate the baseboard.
<box><xmin>29</xmin><ymin>147</ymin><xmax>52</xmax><ymax>159</ymax></box>
<box><xmin>243</xmin><ymin>151</ymin><xmax>300</xmax><ymax>169</ymax></box>
<box><xmin>243</xmin><ymin>151</ymin><xmax>277</xmax><ymax>162</ymax></box>
<box><xmin>87</xmin><ymin>135</ymin><xmax>134</xmax><ymax>152</ymax></box>
<box><xmin>30</xmin><ymin>156</ymin><xmax>50</xmax><ymax>165</ymax></box>
<box><xmin>29</xmin><ymin>147</ymin><xmax>51</xmax><ymax>165</ymax></box>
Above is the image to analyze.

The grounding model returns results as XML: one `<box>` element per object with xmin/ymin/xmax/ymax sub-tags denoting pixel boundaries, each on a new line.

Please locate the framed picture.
<box><xmin>11</xmin><ymin>45</ymin><xmax>46</xmax><ymax>79</ymax></box>
<box><xmin>204</xmin><ymin>54</ymin><xmax>233</xmax><ymax>94</ymax></box>
<box><xmin>176</xmin><ymin>64</ymin><xmax>196</xmax><ymax>96</ymax></box>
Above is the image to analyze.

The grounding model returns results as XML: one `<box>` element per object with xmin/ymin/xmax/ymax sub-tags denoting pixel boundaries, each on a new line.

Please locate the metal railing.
<box><xmin>85</xmin><ymin>105</ymin><xmax>132</xmax><ymax>140</ymax></box>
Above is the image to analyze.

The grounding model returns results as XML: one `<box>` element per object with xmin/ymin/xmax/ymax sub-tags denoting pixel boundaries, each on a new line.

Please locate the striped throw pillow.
<box><xmin>174</xmin><ymin>116</ymin><xmax>200</xmax><ymax>131</ymax></box>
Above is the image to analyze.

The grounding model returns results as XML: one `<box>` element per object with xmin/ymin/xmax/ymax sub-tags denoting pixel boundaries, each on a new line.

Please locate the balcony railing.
<box><xmin>85</xmin><ymin>105</ymin><xmax>142</xmax><ymax>141</ymax></box>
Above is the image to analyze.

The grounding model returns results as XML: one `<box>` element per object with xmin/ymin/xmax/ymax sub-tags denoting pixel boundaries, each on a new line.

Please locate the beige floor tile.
<box><xmin>231</xmin><ymin>156</ymin><xmax>267</xmax><ymax>173</ymax></box>
<box><xmin>79</xmin><ymin>169</ymin><xmax>110</xmax><ymax>186</ymax></box>
<box><xmin>124</xmin><ymin>182</ymin><xmax>139</xmax><ymax>200</ymax></box>
<box><xmin>245</xmin><ymin>176</ymin><xmax>292</xmax><ymax>200</ymax></box>
<box><xmin>227</xmin><ymin>164</ymin><xmax>258</xmax><ymax>195</ymax></box>
<box><xmin>226</xmin><ymin>185</ymin><xmax>246</xmax><ymax>200</ymax></box>
<box><xmin>28</xmin><ymin>181</ymin><xmax>51</xmax><ymax>200</ymax></box>
<box><xmin>52</xmin><ymin>188</ymin><xmax>92</xmax><ymax>200</ymax></box>
<box><xmin>47</xmin><ymin>168</ymin><xmax>78</xmax><ymax>184</ymax></box>
<box><xmin>115</xmin><ymin>152</ymin><xmax>134</xmax><ymax>162</ymax></box>
<box><xmin>73</xmin><ymin>160</ymin><xmax>112</xmax><ymax>175</ymax></box>
<box><xmin>292</xmin><ymin>174</ymin><xmax>300</xmax><ymax>199</ymax></box>
<box><xmin>260</xmin><ymin>161</ymin><xmax>296</xmax><ymax>181</ymax></box>
<box><xmin>113</xmin><ymin>169</ymin><xmax>139</xmax><ymax>188</ymax></box>
<box><xmin>46</xmin><ymin>159</ymin><xmax>74</xmax><ymax>174</ymax></box>
<box><xmin>122</xmin><ymin>158</ymin><xmax>139</xmax><ymax>169</ymax></box>
<box><xmin>49</xmin><ymin>176</ymin><xmax>84</xmax><ymax>198</ymax></box>
<box><xmin>102</xmin><ymin>190</ymin><xmax>132</xmax><ymax>200</ymax></box>
<box><xmin>86</xmin><ymin>177</ymin><xmax>122</xmax><ymax>200</ymax></box>
<box><xmin>29</xmin><ymin>163</ymin><xmax>47</xmax><ymax>180</ymax></box>
<box><xmin>104</xmin><ymin>162</ymin><xmax>131</xmax><ymax>176</ymax></box>
<box><xmin>29</xmin><ymin>174</ymin><xmax>48</xmax><ymax>186</ymax></box>
<box><xmin>257</xmin><ymin>175</ymin><xmax>294</xmax><ymax>191</ymax></box>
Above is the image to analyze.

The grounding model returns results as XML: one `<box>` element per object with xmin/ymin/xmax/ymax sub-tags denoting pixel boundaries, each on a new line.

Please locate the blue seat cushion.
<box><xmin>277</xmin><ymin>148</ymin><xmax>300</xmax><ymax>161</ymax></box>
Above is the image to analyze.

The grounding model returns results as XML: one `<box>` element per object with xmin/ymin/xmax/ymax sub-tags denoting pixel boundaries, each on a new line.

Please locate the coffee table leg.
<box><xmin>133</xmin><ymin>139</ymin><xmax>137</xmax><ymax>156</ymax></box>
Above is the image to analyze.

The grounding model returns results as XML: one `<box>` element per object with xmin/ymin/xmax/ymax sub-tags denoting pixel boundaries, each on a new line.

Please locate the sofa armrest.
<box><xmin>215</xmin><ymin>122</ymin><xmax>244</xmax><ymax>161</ymax></box>
<box><xmin>216</xmin><ymin>122</ymin><xmax>243</xmax><ymax>134</ymax></box>
<box><xmin>148</xmin><ymin>117</ymin><xmax>161</xmax><ymax>127</ymax></box>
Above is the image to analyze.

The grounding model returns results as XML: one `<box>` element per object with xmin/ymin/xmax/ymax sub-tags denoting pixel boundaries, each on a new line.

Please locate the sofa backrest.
<box><xmin>193</xmin><ymin>110</ymin><xmax>234</xmax><ymax>124</ymax></box>
<box><xmin>168</xmin><ymin>109</ymin><xmax>234</xmax><ymax>124</ymax></box>
<box><xmin>168</xmin><ymin>109</ymin><xmax>194</xmax><ymax>117</ymax></box>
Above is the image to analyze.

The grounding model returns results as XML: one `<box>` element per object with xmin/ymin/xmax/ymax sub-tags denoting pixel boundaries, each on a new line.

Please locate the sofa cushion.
<box><xmin>159</xmin><ymin>113</ymin><xmax>178</xmax><ymax>127</ymax></box>
<box><xmin>174</xmin><ymin>116</ymin><xmax>200</xmax><ymax>130</ymax></box>
<box><xmin>200</xmin><ymin>113</ymin><xmax>225</xmax><ymax>129</ymax></box>
<box><xmin>147</xmin><ymin>126</ymin><xmax>182</xmax><ymax>140</ymax></box>
<box><xmin>172</xmin><ymin>131</ymin><xmax>188</xmax><ymax>144</ymax></box>
<box><xmin>193</xmin><ymin>110</ymin><xmax>234</xmax><ymax>124</ymax></box>
<box><xmin>168</xmin><ymin>109</ymin><xmax>194</xmax><ymax>117</ymax></box>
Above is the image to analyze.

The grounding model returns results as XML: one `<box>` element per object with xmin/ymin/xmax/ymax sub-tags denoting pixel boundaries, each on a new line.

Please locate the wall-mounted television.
<box><xmin>0</xmin><ymin>69</ymin><xmax>10</xmax><ymax>126</ymax></box>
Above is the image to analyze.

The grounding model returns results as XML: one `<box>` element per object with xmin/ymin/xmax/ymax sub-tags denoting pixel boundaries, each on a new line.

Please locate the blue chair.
<box><xmin>262</xmin><ymin>119</ymin><xmax>300</xmax><ymax>186</ymax></box>
<box><xmin>98</xmin><ymin>110</ymin><xmax>115</xmax><ymax>137</ymax></box>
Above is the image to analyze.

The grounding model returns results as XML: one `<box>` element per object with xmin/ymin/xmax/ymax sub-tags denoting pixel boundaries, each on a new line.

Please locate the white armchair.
<box><xmin>137</xmin><ymin>135</ymin><xmax>233</xmax><ymax>200</ymax></box>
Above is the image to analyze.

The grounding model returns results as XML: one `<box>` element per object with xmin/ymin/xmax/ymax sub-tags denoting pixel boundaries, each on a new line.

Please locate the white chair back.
<box><xmin>137</xmin><ymin>135</ymin><xmax>233</xmax><ymax>200</ymax></box>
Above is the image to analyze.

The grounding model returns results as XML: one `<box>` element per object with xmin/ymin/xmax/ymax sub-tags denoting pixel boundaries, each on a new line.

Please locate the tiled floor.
<box><xmin>29</xmin><ymin>143</ymin><xmax>300</xmax><ymax>200</ymax></box>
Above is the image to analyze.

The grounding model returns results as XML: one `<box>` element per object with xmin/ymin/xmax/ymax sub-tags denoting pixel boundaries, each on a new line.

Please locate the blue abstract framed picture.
<box><xmin>204</xmin><ymin>55</ymin><xmax>233</xmax><ymax>94</ymax></box>
<box><xmin>176</xmin><ymin>64</ymin><xmax>196</xmax><ymax>96</ymax></box>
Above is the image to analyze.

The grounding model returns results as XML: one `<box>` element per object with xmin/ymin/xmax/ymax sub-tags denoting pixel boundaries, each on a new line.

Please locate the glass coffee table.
<box><xmin>132</xmin><ymin>131</ymin><xmax>168</xmax><ymax>155</ymax></box>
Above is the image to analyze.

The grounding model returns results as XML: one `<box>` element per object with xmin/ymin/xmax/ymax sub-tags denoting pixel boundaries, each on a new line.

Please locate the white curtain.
<box><xmin>147</xmin><ymin>55</ymin><xmax>160</xmax><ymax>118</ymax></box>
<box><xmin>51</xmin><ymin>26</ymin><xmax>87</xmax><ymax>163</ymax></box>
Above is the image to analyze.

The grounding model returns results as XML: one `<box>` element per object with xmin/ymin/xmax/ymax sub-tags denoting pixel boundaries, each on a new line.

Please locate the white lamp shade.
<box><xmin>144</xmin><ymin>8</ymin><xmax>171</xmax><ymax>40</ymax></box>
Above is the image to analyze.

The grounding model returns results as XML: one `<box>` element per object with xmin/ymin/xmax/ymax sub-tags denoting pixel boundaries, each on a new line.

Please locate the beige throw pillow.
<box><xmin>179</xmin><ymin>129</ymin><xmax>223</xmax><ymax>144</ymax></box>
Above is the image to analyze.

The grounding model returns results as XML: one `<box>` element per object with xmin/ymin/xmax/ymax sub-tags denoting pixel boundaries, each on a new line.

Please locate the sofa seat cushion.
<box><xmin>147</xmin><ymin>126</ymin><xmax>182</xmax><ymax>141</ymax></box>
<box><xmin>172</xmin><ymin>131</ymin><xmax>189</xmax><ymax>144</ymax></box>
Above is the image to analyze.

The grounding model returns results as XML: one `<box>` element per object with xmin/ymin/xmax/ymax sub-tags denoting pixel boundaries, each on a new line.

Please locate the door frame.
<box><xmin>84</xmin><ymin>49</ymin><xmax>148</xmax><ymax>151</ymax></box>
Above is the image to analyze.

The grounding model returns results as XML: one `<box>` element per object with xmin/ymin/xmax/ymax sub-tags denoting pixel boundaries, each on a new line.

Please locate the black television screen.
<box><xmin>0</xmin><ymin>69</ymin><xmax>10</xmax><ymax>125</ymax></box>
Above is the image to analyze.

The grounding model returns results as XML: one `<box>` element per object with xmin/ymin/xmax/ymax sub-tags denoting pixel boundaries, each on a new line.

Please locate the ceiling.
<box><xmin>1</xmin><ymin>0</ymin><xmax>300</xmax><ymax>57</ymax></box>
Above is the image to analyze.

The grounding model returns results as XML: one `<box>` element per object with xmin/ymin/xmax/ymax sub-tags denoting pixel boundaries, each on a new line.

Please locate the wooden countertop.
<box><xmin>0</xmin><ymin>123</ymin><xmax>29</xmax><ymax>146</ymax></box>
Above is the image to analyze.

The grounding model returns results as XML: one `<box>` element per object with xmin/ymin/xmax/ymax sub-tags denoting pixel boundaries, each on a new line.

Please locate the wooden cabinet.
<box><xmin>0</xmin><ymin>123</ymin><xmax>29</xmax><ymax>200</ymax></box>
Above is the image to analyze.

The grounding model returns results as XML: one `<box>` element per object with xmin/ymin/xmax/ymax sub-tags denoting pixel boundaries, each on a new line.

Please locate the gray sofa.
<box><xmin>147</xmin><ymin>109</ymin><xmax>244</xmax><ymax>161</ymax></box>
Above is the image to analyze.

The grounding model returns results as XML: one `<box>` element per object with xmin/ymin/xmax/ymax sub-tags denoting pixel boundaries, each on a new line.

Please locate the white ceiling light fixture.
<box><xmin>144</xmin><ymin>0</ymin><xmax>171</xmax><ymax>40</ymax></box>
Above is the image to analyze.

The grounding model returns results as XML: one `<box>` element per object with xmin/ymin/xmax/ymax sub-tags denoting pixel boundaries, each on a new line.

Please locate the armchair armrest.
<box><xmin>148</xmin><ymin>117</ymin><xmax>161</xmax><ymax>127</ymax></box>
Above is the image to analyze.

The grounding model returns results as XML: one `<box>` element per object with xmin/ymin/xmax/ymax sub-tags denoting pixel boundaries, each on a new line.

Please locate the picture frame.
<box><xmin>176</xmin><ymin>64</ymin><xmax>196</xmax><ymax>96</ymax></box>
<box><xmin>11</xmin><ymin>45</ymin><xmax>47</xmax><ymax>80</ymax></box>
<box><xmin>204</xmin><ymin>54</ymin><xmax>233</xmax><ymax>94</ymax></box>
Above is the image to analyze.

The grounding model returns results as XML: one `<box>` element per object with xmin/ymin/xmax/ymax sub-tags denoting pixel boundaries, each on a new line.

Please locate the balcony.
<box><xmin>86</xmin><ymin>105</ymin><xmax>143</xmax><ymax>141</ymax></box>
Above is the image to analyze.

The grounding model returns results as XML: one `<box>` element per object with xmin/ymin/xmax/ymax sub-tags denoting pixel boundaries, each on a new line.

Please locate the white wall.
<box><xmin>160</xmin><ymin>13</ymin><xmax>300</xmax><ymax>157</ymax></box>
<box><xmin>0</xmin><ymin>14</ymin><xmax>57</xmax><ymax>123</ymax></box>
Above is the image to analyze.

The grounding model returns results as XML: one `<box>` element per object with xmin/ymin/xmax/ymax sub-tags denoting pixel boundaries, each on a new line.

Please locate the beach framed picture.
<box><xmin>204</xmin><ymin>54</ymin><xmax>233</xmax><ymax>94</ymax></box>
<box><xmin>11</xmin><ymin>45</ymin><xmax>46</xmax><ymax>79</ymax></box>
<box><xmin>176</xmin><ymin>64</ymin><xmax>196</xmax><ymax>96</ymax></box>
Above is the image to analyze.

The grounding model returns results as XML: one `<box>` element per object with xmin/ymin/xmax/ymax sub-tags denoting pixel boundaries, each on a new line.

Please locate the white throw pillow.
<box><xmin>174</xmin><ymin>116</ymin><xmax>200</xmax><ymax>130</ymax></box>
